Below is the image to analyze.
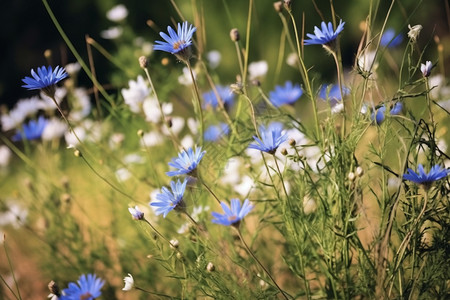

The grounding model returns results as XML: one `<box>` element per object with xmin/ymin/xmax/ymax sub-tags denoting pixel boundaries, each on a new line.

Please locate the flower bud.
<box><xmin>206</xmin><ymin>262</ymin><xmax>215</xmax><ymax>272</ymax></box>
<box><xmin>273</xmin><ymin>1</ymin><xmax>283</xmax><ymax>13</ymax></box>
<box><xmin>348</xmin><ymin>172</ymin><xmax>356</xmax><ymax>181</ymax></box>
<box><xmin>74</xmin><ymin>149</ymin><xmax>81</xmax><ymax>157</ymax></box>
<box><xmin>283</xmin><ymin>0</ymin><xmax>292</xmax><ymax>11</ymax></box>
<box><xmin>170</xmin><ymin>239</ymin><xmax>179</xmax><ymax>249</ymax></box>
<box><xmin>289</xmin><ymin>138</ymin><xmax>296</xmax><ymax>147</ymax></box>
<box><xmin>48</xmin><ymin>280</ymin><xmax>61</xmax><ymax>296</ymax></box>
<box><xmin>137</xmin><ymin>129</ymin><xmax>144</xmax><ymax>137</ymax></box>
<box><xmin>407</xmin><ymin>24</ymin><xmax>422</xmax><ymax>42</ymax></box>
<box><xmin>139</xmin><ymin>56</ymin><xmax>148</xmax><ymax>69</ymax></box>
<box><xmin>230</xmin><ymin>28</ymin><xmax>240</xmax><ymax>42</ymax></box>
<box><xmin>280</xmin><ymin>148</ymin><xmax>288</xmax><ymax>156</ymax></box>
<box><xmin>356</xmin><ymin>166</ymin><xmax>364</xmax><ymax>177</ymax></box>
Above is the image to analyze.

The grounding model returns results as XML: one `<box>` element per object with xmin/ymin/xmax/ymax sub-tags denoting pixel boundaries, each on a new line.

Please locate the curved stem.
<box><xmin>186</xmin><ymin>61</ymin><xmax>205</xmax><ymax>146</ymax></box>
<box><xmin>235</xmin><ymin>227</ymin><xmax>289</xmax><ymax>300</ymax></box>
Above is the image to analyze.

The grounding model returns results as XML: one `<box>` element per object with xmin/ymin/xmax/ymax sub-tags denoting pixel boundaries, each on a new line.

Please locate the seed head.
<box><xmin>230</xmin><ymin>28</ymin><xmax>240</xmax><ymax>42</ymax></box>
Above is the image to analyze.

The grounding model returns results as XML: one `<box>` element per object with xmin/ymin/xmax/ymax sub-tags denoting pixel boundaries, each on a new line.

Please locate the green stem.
<box><xmin>186</xmin><ymin>61</ymin><xmax>205</xmax><ymax>146</ymax></box>
<box><xmin>235</xmin><ymin>228</ymin><xmax>289</xmax><ymax>300</ymax></box>
<box><xmin>2</xmin><ymin>238</ymin><xmax>23</xmax><ymax>300</ymax></box>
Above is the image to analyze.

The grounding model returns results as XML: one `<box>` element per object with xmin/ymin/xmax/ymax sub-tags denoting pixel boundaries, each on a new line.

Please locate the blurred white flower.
<box><xmin>109</xmin><ymin>132</ymin><xmax>125</xmax><ymax>149</ymax></box>
<box><xmin>40</xmin><ymin>88</ymin><xmax>67</xmax><ymax>111</ymax></box>
<box><xmin>101</xmin><ymin>26</ymin><xmax>123</xmax><ymax>39</ymax></box>
<box><xmin>64</xmin><ymin>126</ymin><xmax>86</xmax><ymax>147</ymax></box>
<box><xmin>180</xmin><ymin>135</ymin><xmax>194</xmax><ymax>149</ymax></box>
<box><xmin>123</xmin><ymin>153</ymin><xmax>144</xmax><ymax>164</ymax></box>
<box><xmin>286</xmin><ymin>52</ymin><xmax>298</xmax><ymax>68</ymax></box>
<box><xmin>178</xmin><ymin>67</ymin><xmax>195</xmax><ymax>86</ymax></box>
<box><xmin>428</xmin><ymin>75</ymin><xmax>444</xmax><ymax>99</ymax></box>
<box><xmin>207</xmin><ymin>50</ymin><xmax>221</xmax><ymax>69</ymax></box>
<box><xmin>235</xmin><ymin>175</ymin><xmax>254</xmax><ymax>197</ymax></box>
<box><xmin>69</xmin><ymin>88</ymin><xmax>91</xmax><ymax>121</ymax></box>
<box><xmin>162</xmin><ymin>116</ymin><xmax>185</xmax><ymax>136</ymax></box>
<box><xmin>134</xmin><ymin>37</ymin><xmax>153</xmax><ymax>56</ymax></box>
<box><xmin>187</xmin><ymin>118</ymin><xmax>198</xmax><ymax>135</ymax></box>
<box><xmin>0</xmin><ymin>202</ymin><xmax>28</xmax><ymax>228</ymax></box>
<box><xmin>42</xmin><ymin>118</ymin><xmax>68</xmax><ymax>141</ymax></box>
<box><xmin>65</xmin><ymin>62</ymin><xmax>81</xmax><ymax>75</ymax></box>
<box><xmin>1</xmin><ymin>109</ymin><xmax>25</xmax><ymax>131</ymax></box>
<box><xmin>107</xmin><ymin>4</ymin><xmax>128</xmax><ymax>22</ymax></box>
<box><xmin>122</xmin><ymin>273</ymin><xmax>134</xmax><ymax>291</ymax></box>
<box><xmin>116</xmin><ymin>168</ymin><xmax>132</xmax><ymax>182</ymax></box>
<box><xmin>248</xmin><ymin>61</ymin><xmax>268</xmax><ymax>80</ymax></box>
<box><xmin>140</xmin><ymin>131</ymin><xmax>164</xmax><ymax>147</ymax></box>
<box><xmin>143</xmin><ymin>97</ymin><xmax>172</xmax><ymax>123</ymax></box>
<box><xmin>122</xmin><ymin>76</ymin><xmax>150</xmax><ymax>113</ymax></box>
<box><xmin>407</xmin><ymin>24</ymin><xmax>422</xmax><ymax>42</ymax></box>
<box><xmin>0</xmin><ymin>145</ymin><xmax>12</xmax><ymax>167</ymax></box>
<box><xmin>221</xmin><ymin>157</ymin><xmax>243</xmax><ymax>185</ymax></box>
<box><xmin>15</xmin><ymin>96</ymin><xmax>43</xmax><ymax>118</ymax></box>
<box><xmin>331</xmin><ymin>102</ymin><xmax>344</xmax><ymax>114</ymax></box>
<box><xmin>387</xmin><ymin>177</ymin><xmax>402</xmax><ymax>195</ymax></box>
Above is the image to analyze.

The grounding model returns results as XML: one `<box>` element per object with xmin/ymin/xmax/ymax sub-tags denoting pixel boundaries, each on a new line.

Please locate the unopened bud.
<box><xmin>166</xmin><ymin>116</ymin><xmax>173</xmax><ymax>128</ymax></box>
<box><xmin>230</xmin><ymin>83</ymin><xmax>243</xmax><ymax>95</ymax></box>
<box><xmin>170</xmin><ymin>239</ymin><xmax>179</xmax><ymax>249</ymax></box>
<box><xmin>137</xmin><ymin>129</ymin><xmax>144</xmax><ymax>137</ymax></box>
<box><xmin>230</xmin><ymin>28</ymin><xmax>240</xmax><ymax>42</ymax></box>
<box><xmin>176</xmin><ymin>252</ymin><xmax>183</xmax><ymax>260</ymax></box>
<box><xmin>44</xmin><ymin>49</ymin><xmax>52</xmax><ymax>60</ymax></box>
<box><xmin>48</xmin><ymin>280</ymin><xmax>61</xmax><ymax>296</ymax></box>
<box><xmin>74</xmin><ymin>149</ymin><xmax>81</xmax><ymax>157</ymax></box>
<box><xmin>252</xmin><ymin>79</ymin><xmax>261</xmax><ymax>87</ymax></box>
<box><xmin>60</xmin><ymin>193</ymin><xmax>71</xmax><ymax>203</ymax></box>
<box><xmin>206</xmin><ymin>262</ymin><xmax>215</xmax><ymax>272</ymax></box>
<box><xmin>348</xmin><ymin>172</ymin><xmax>356</xmax><ymax>181</ymax></box>
<box><xmin>356</xmin><ymin>166</ymin><xmax>364</xmax><ymax>177</ymax></box>
<box><xmin>139</xmin><ymin>56</ymin><xmax>148</xmax><ymax>69</ymax></box>
<box><xmin>281</xmin><ymin>148</ymin><xmax>288</xmax><ymax>156</ymax></box>
<box><xmin>289</xmin><ymin>138</ymin><xmax>296</xmax><ymax>147</ymax></box>
<box><xmin>161</xmin><ymin>57</ymin><xmax>170</xmax><ymax>66</ymax></box>
<box><xmin>283</xmin><ymin>0</ymin><xmax>292</xmax><ymax>11</ymax></box>
<box><xmin>273</xmin><ymin>1</ymin><xmax>283</xmax><ymax>13</ymax></box>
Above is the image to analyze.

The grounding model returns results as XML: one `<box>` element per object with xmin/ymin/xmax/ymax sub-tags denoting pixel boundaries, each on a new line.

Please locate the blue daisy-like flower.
<box><xmin>60</xmin><ymin>274</ymin><xmax>104</xmax><ymax>300</ymax></box>
<box><xmin>203</xmin><ymin>85</ymin><xmax>235</xmax><ymax>109</ymax></box>
<box><xmin>166</xmin><ymin>146</ymin><xmax>206</xmax><ymax>177</ymax></box>
<box><xmin>151</xmin><ymin>179</ymin><xmax>187</xmax><ymax>218</ymax></box>
<box><xmin>304</xmin><ymin>20</ymin><xmax>345</xmax><ymax>46</ymax></box>
<box><xmin>269</xmin><ymin>81</ymin><xmax>303</xmax><ymax>107</ymax></box>
<box><xmin>248</xmin><ymin>123</ymin><xmax>288</xmax><ymax>154</ymax></box>
<box><xmin>22</xmin><ymin>66</ymin><xmax>68</xmax><ymax>97</ymax></box>
<box><xmin>154</xmin><ymin>21</ymin><xmax>196</xmax><ymax>61</ymax></box>
<box><xmin>403</xmin><ymin>164</ymin><xmax>449</xmax><ymax>186</ymax></box>
<box><xmin>371</xmin><ymin>102</ymin><xmax>403</xmax><ymax>124</ymax></box>
<box><xmin>204</xmin><ymin>123</ymin><xmax>229</xmax><ymax>142</ymax></box>
<box><xmin>380</xmin><ymin>28</ymin><xmax>403</xmax><ymax>48</ymax></box>
<box><xmin>12</xmin><ymin>116</ymin><xmax>48</xmax><ymax>141</ymax></box>
<box><xmin>319</xmin><ymin>84</ymin><xmax>350</xmax><ymax>105</ymax></box>
<box><xmin>211</xmin><ymin>198</ymin><xmax>253</xmax><ymax>226</ymax></box>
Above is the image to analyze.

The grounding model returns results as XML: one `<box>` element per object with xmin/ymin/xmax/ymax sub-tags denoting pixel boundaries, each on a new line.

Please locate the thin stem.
<box><xmin>142</xmin><ymin>218</ymin><xmax>178</xmax><ymax>250</ymax></box>
<box><xmin>200</xmin><ymin>180</ymin><xmax>221</xmax><ymax>204</ymax></box>
<box><xmin>242</xmin><ymin>0</ymin><xmax>253</xmax><ymax>92</ymax></box>
<box><xmin>234</xmin><ymin>41</ymin><xmax>245</xmax><ymax>82</ymax></box>
<box><xmin>424</xmin><ymin>79</ymin><xmax>435</xmax><ymax>128</ymax></box>
<box><xmin>186</xmin><ymin>61</ymin><xmax>205</xmax><ymax>146</ymax></box>
<box><xmin>235</xmin><ymin>227</ymin><xmax>289</xmax><ymax>300</ymax></box>
<box><xmin>2</xmin><ymin>237</ymin><xmax>23</xmax><ymax>300</ymax></box>
<box><xmin>135</xmin><ymin>286</ymin><xmax>174</xmax><ymax>298</ymax></box>
<box><xmin>143</xmin><ymin>67</ymin><xmax>180</xmax><ymax>148</ymax></box>
<box><xmin>326</xmin><ymin>46</ymin><xmax>346</xmax><ymax>136</ymax></box>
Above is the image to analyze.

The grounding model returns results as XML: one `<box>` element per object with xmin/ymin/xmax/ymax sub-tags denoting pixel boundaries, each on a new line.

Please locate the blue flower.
<box><xmin>151</xmin><ymin>179</ymin><xmax>187</xmax><ymax>217</ymax></box>
<box><xmin>319</xmin><ymin>84</ymin><xmax>350</xmax><ymax>105</ymax></box>
<box><xmin>166</xmin><ymin>146</ymin><xmax>206</xmax><ymax>177</ymax></box>
<box><xmin>371</xmin><ymin>102</ymin><xmax>403</xmax><ymax>124</ymax></box>
<box><xmin>12</xmin><ymin>116</ymin><xmax>48</xmax><ymax>141</ymax></box>
<box><xmin>269</xmin><ymin>81</ymin><xmax>303</xmax><ymax>107</ymax></box>
<box><xmin>380</xmin><ymin>28</ymin><xmax>403</xmax><ymax>47</ymax></box>
<box><xmin>248</xmin><ymin>123</ymin><xmax>288</xmax><ymax>154</ymax></box>
<box><xmin>403</xmin><ymin>164</ymin><xmax>449</xmax><ymax>186</ymax></box>
<box><xmin>204</xmin><ymin>123</ymin><xmax>229</xmax><ymax>142</ymax></box>
<box><xmin>203</xmin><ymin>85</ymin><xmax>235</xmax><ymax>109</ymax></box>
<box><xmin>60</xmin><ymin>274</ymin><xmax>104</xmax><ymax>300</ymax></box>
<box><xmin>211</xmin><ymin>198</ymin><xmax>253</xmax><ymax>226</ymax></box>
<box><xmin>22</xmin><ymin>66</ymin><xmax>68</xmax><ymax>97</ymax></box>
<box><xmin>154</xmin><ymin>21</ymin><xmax>196</xmax><ymax>61</ymax></box>
<box><xmin>304</xmin><ymin>20</ymin><xmax>345</xmax><ymax>46</ymax></box>
<box><xmin>128</xmin><ymin>206</ymin><xmax>144</xmax><ymax>220</ymax></box>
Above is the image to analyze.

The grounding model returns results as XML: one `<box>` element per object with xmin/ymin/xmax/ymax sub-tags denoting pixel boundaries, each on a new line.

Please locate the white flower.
<box><xmin>357</xmin><ymin>50</ymin><xmax>378</xmax><ymax>76</ymax></box>
<box><xmin>331</xmin><ymin>102</ymin><xmax>344</xmax><ymax>114</ymax></box>
<box><xmin>64</xmin><ymin>126</ymin><xmax>86</xmax><ymax>147</ymax></box>
<box><xmin>48</xmin><ymin>293</ymin><xmax>59</xmax><ymax>300</ymax></box>
<box><xmin>248</xmin><ymin>60</ymin><xmax>268</xmax><ymax>80</ymax></box>
<box><xmin>109</xmin><ymin>132</ymin><xmax>125</xmax><ymax>149</ymax></box>
<box><xmin>140</xmin><ymin>131</ymin><xmax>164</xmax><ymax>147</ymax></box>
<box><xmin>14</xmin><ymin>97</ymin><xmax>43</xmax><ymax>118</ymax></box>
<box><xmin>407</xmin><ymin>24</ymin><xmax>422</xmax><ymax>42</ymax></box>
<box><xmin>143</xmin><ymin>97</ymin><xmax>172</xmax><ymax>123</ymax></box>
<box><xmin>69</xmin><ymin>88</ymin><xmax>91</xmax><ymax>121</ymax></box>
<box><xmin>207</xmin><ymin>50</ymin><xmax>221</xmax><ymax>69</ymax></box>
<box><xmin>178</xmin><ymin>67</ymin><xmax>195</xmax><ymax>86</ymax></box>
<box><xmin>42</xmin><ymin>118</ymin><xmax>68</xmax><ymax>141</ymax></box>
<box><xmin>101</xmin><ymin>26</ymin><xmax>123</xmax><ymax>39</ymax></box>
<box><xmin>286</xmin><ymin>52</ymin><xmax>298</xmax><ymax>68</ymax></box>
<box><xmin>123</xmin><ymin>153</ymin><xmax>145</xmax><ymax>164</ymax></box>
<box><xmin>116</xmin><ymin>168</ymin><xmax>131</xmax><ymax>182</ymax></box>
<box><xmin>186</xmin><ymin>118</ymin><xmax>198</xmax><ymax>135</ymax></box>
<box><xmin>122</xmin><ymin>76</ymin><xmax>150</xmax><ymax>113</ymax></box>
<box><xmin>161</xmin><ymin>116</ymin><xmax>185</xmax><ymax>136</ymax></box>
<box><xmin>220</xmin><ymin>157</ymin><xmax>243</xmax><ymax>185</ymax></box>
<box><xmin>420</xmin><ymin>60</ymin><xmax>432</xmax><ymax>77</ymax></box>
<box><xmin>1</xmin><ymin>109</ymin><xmax>25</xmax><ymax>131</ymax></box>
<box><xmin>0</xmin><ymin>145</ymin><xmax>12</xmax><ymax>168</ymax></box>
<box><xmin>180</xmin><ymin>135</ymin><xmax>194</xmax><ymax>149</ymax></box>
<box><xmin>234</xmin><ymin>175</ymin><xmax>255</xmax><ymax>197</ymax></box>
<box><xmin>0</xmin><ymin>202</ymin><xmax>28</xmax><ymax>228</ymax></box>
<box><xmin>65</xmin><ymin>62</ymin><xmax>81</xmax><ymax>75</ymax></box>
<box><xmin>122</xmin><ymin>273</ymin><xmax>134</xmax><ymax>291</ymax></box>
<box><xmin>107</xmin><ymin>4</ymin><xmax>128</xmax><ymax>22</ymax></box>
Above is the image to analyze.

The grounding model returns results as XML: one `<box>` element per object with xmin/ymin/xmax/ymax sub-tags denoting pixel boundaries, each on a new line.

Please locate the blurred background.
<box><xmin>1</xmin><ymin>0</ymin><xmax>449</xmax><ymax>108</ymax></box>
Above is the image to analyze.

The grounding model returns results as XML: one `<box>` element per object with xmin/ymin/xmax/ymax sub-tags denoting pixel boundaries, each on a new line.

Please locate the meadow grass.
<box><xmin>0</xmin><ymin>0</ymin><xmax>449</xmax><ymax>299</ymax></box>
